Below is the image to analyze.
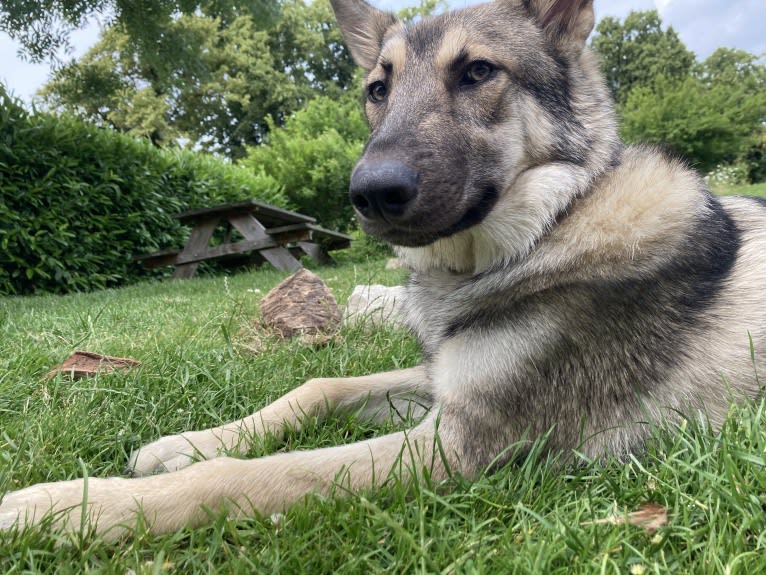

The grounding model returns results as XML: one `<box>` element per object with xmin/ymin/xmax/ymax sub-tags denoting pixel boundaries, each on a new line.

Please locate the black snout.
<box><xmin>349</xmin><ymin>160</ymin><xmax>418</xmax><ymax>221</ymax></box>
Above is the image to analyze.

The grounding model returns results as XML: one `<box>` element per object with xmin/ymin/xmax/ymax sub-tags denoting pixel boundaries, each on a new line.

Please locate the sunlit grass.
<box><xmin>714</xmin><ymin>181</ymin><xmax>766</xmax><ymax>198</ymax></box>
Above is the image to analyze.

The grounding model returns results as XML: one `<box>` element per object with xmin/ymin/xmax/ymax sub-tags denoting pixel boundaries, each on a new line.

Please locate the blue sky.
<box><xmin>1</xmin><ymin>0</ymin><xmax>764</xmax><ymax>105</ymax></box>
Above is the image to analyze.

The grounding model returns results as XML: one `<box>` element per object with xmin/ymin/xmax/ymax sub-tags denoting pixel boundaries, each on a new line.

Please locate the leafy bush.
<box><xmin>333</xmin><ymin>230</ymin><xmax>393</xmax><ymax>264</ymax></box>
<box><xmin>704</xmin><ymin>163</ymin><xmax>750</xmax><ymax>191</ymax></box>
<box><xmin>242</xmin><ymin>93</ymin><xmax>368</xmax><ymax>232</ymax></box>
<box><xmin>620</xmin><ymin>74</ymin><xmax>765</xmax><ymax>176</ymax></box>
<box><xmin>0</xmin><ymin>85</ymin><xmax>284</xmax><ymax>296</ymax></box>
<box><xmin>618</xmin><ymin>48</ymin><xmax>765</xmax><ymax>179</ymax></box>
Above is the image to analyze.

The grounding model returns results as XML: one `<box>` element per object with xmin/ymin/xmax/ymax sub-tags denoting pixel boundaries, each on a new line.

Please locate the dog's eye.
<box><xmin>368</xmin><ymin>81</ymin><xmax>387</xmax><ymax>103</ymax></box>
<box><xmin>461</xmin><ymin>61</ymin><xmax>495</xmax><ymax>86</ymax></box>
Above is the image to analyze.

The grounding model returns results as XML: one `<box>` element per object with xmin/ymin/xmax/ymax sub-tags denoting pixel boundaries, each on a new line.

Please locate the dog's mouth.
<box><xmin>356</xmin><ymin>185</ymin><xmax>499</xmax><ymax>247</ymax></box>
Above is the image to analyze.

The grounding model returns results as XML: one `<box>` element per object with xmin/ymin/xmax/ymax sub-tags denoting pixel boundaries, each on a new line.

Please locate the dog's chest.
<box><xmin>402</xmin><ymin>271</ymin><xmax>469</xmax><ymax>355</ymax></box>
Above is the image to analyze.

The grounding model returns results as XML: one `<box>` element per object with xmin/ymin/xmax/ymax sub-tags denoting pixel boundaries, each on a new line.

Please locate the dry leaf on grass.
<box><xmin>44</xmin><ymin>351</ymin><xmax>141</xmax><ymax>380</ymax></box>
<box><xmin>581</xmin><ymin>502</ymin><xmax>668</xmax><ymax>534</ymax></box>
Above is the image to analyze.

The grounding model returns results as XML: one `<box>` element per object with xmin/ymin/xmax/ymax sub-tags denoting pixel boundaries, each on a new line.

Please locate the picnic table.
<box><xmin>133</xmin><ymin>200</ymin><xmax>352</xmax><ymax>279</ymax></box>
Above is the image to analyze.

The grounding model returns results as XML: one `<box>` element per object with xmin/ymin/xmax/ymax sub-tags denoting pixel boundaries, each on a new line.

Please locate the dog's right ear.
<box><xmin>523</xmin><ymin>0</ymin><xmax>594</xmax><ymax>50</ymax></box>
<box><xmin>330</xmin><ymin>0</ymin><xmax>400</xmax><ymax>71</ymax></box>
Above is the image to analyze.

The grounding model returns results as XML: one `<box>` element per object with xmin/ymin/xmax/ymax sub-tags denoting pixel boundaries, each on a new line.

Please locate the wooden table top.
<box><xmin>175</xmin><ymin>200</ymin><xmax>316</xmax><ymax>228</ymax></box>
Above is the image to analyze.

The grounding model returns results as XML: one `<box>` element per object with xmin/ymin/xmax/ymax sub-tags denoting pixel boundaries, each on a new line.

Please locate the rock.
<box><xmin>344</xmin><ymin>284</ymin><xmax>406</xmax><ymax>328</ymax></box>
<box><xmin>259</xmin><ymin>269</ymin><xmax>340</xmax><ymax>344</ymax></box>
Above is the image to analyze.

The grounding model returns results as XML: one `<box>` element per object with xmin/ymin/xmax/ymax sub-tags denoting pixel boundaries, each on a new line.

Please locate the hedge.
<box><xmin>0</xmin><ymin>86</ymin><xmax>286</xmax><ymax>295</ymax></box>
<box><xmin>243</xmin><ymin>94</ymin><xmax>368</xmax><ymax>233</ymax></box>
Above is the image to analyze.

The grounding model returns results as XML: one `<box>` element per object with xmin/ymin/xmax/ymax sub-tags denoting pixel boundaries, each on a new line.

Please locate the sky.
<box><xmin>1</xmin><ymin>0</ymin><xmax>764</xmax><ymax>105</ymax></box>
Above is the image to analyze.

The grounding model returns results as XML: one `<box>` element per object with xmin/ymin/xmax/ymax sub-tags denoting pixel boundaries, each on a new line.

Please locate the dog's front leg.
<box><xmin>0</xmin><ymin>415</ymin><xmax>447</xmax><ymax>538</ymax></box>
<box><xmin>129</xmin><ymin>366</ymin><xmax>431</xmax><ymax>475</ymax></box>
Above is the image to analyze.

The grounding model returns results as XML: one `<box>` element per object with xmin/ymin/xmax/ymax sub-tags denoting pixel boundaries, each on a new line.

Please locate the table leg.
<box><xmin>173</xmin><ymin>219</ymin><xmax>218</xmax><ymax>279</ymax></box>
<box><xmin>228</xmin><ymin>215</ymin><xmax>302</xmax><ymax>273</ymax></box>
<box><xmin>297</xmin><ymin>241</ymin><xmax>335</xmax><ymax>266</ymax></box>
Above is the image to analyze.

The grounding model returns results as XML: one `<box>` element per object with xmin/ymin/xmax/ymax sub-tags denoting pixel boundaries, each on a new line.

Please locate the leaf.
<box><xmin>581</xmin><ymin>502</ymin><xmax>668</xmax><ymax>534</ymax></box>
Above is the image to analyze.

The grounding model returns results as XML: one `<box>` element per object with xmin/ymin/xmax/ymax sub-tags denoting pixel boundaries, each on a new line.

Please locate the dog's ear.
<box><xmin>330</xmin><ymin>0</ymin><xmax>400</xmax><ymax>70</ymax></box>
<box><xmin>523</xmin><ymin>0</ymin><xmax>594</xmax><ymax>49</ymax></box>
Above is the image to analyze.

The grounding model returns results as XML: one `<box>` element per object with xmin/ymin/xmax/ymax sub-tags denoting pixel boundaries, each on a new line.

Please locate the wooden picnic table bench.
<box><xmin>133</xmin><ymin>199</ymin><xmax>352</xmax><ymax>279</ymax></box>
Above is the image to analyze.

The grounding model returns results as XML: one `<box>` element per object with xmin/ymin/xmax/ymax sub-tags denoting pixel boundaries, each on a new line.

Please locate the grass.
<box><xmin>713</xmin><ymin>181</ymin><xmax>766</xmax><ymax>198</ymax></box>
<box><xmin>1</xmin><ymin>258</ymin><xmax>766</xmax><ymax>573</ymax></box>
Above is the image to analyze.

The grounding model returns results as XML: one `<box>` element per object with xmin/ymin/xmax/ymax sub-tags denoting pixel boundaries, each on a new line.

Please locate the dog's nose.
<box><xmin>349</xmin><ymin>160</ymin><xmax>418</xmax><ymax>221</ymax></box>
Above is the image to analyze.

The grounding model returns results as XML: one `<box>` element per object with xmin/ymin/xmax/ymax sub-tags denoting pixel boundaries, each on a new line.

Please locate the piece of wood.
<box><xmin>264</xmin><ymin>223</ymin><xmax>313</xmax><ymax>244</ymax></box>
<box><xmin>132</xmin><ymin>249</ymin><xmax>182</xmax><ymax>269</ymax></box>
<box><xmin>229</xmin><ymin>214</ymin><xmax>302</xmax><ymax>273</ymax></box>
<box><xmin>292</xmin><ymin>226</ymin><xmax>353</xmax><ymax>265</ymax></box>
<box><xmin>173</xmin><ymin>237</ymin><xmax>280</xmax><ymax>265</ymax></box>
<box><xmin>175</xmin><ymin>200</ymin><xmax>315</xmax><ymax>228</ymax></box>
<box><xmin>259</xmin><ymin>269</ymin><xmax>341</xmax><ymax>344</ymax></box>
<box><xmin>306</xmin><ymin>224</ymin><xmax>353</xmax><ymax>250</ymax></box>
<box><xmin>173</xmin><ymin>218</ymin><xmax>219</xmax><ymax>279</ymax></box>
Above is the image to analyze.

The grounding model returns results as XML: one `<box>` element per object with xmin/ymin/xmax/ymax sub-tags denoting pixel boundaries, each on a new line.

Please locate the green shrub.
<box><xmin>704</xmin><ymin>162</ymin><xmax>750</xmax><ymax>191</ymax></box>
<box><xmin>0</xmin><ymin>85</ymin><xmax>284</xmax><ymax>296</ymax></box>
<box><xmin>242</xmin><ymin>93</ymin><xmax>368</xmax><ymax>232</ymax></box>
<box><xmin>333</xmin><ymin>229</ymin><xmax>393</xmax><ymax>264</ymax></box>
<box><xmin>619</xmin><ymin>49</ymin><xmax>766</xmax><ymax>179</ymax></box>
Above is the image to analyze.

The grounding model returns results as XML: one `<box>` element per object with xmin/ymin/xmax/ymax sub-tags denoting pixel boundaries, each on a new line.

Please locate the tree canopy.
<box><xmin>590</xmin><ymin>10</ymin><xmax>695</xmax><ymax>105</ymax></box>
<box><xmin>591</xmin><ymin>13</ymin><xmax>765</xmax><ymax>179</ymax></box>
<box><xmin>5</xmin><ymin>3</ymin><xmax>764</xmax><ymax>184</ymax></box>
<box><xmin>0</xmin><ymin>0</ymin><xmax>280</xmax><ymax>62</ymax></box>
<box><xmin>39</xmin><ymin>0</ymin><xmax>356</xmax><ymax>158</ymax></box>
<box><xmin>619</xmin><ymin>48</ymin><xmax>765</xmax><ymax>177</ymax></box>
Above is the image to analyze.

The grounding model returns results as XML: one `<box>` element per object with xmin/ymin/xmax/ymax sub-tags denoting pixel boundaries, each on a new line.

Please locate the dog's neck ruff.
<box><xmin>396</xmin><ymin>161</ymin><xmax>595</xmax><ymax>275</ymax></box>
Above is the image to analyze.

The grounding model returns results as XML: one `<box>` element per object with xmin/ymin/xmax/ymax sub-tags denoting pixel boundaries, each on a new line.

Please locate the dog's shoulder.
<box><xmin>540</xmin><ymin>145</ymin><xmax>733</xmax><ymax>278</ymax></box>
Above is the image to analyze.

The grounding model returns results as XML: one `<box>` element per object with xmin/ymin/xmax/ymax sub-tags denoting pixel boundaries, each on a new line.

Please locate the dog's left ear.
<box><xmin>523</xmin><ymin>0</ymin><xmax>594</xmax><ymax>50</ymax></box>
<box><xmin>330</xmin><ymin>0</ymin><xmax>401</xmax><ymax>71</ymax></box>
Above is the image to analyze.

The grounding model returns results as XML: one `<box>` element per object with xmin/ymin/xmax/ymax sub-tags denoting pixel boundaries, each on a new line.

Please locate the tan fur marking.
<box><xmin>435</xmin><ymin>27</ymin><xmax>469</xmax><ymax>71</ymax></box>
<box><xmin>435</xmin><ymin>27</ymin><xmax>496</xmax><ymax>73</ymax></box>
<box><xmin>380</xmin><ymin>35</ymin><xmax>407</xmax><ymax>73</ymax></box>
<box><xmin>552</xmin><ymin>148</ymin><xmax>702</xmax><ymax>266</ymax></box>
<box><xmin>128</xmin><ymin>367</ymin><xmax>430</xmax><ymax>472</ymax></box>
<box><xmin>0</xmin><ymin>367</ymin><xmax>438</xmax><ymax>538</ymax></box>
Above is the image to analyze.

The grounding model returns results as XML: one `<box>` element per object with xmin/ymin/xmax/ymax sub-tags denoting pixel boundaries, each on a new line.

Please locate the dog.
<box><xmin>2</xmin><ymin>0</ymin><xmax>766</xmax><ymax>539</ymax></box>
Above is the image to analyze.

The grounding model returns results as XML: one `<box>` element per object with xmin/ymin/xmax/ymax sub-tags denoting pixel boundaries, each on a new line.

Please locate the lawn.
<box><xmin>714</xmin><ymin>181</ymin><xmax>766</xmax><ymax>198</ymax></box>
<box><xmin>1</xmin><ymin>257</ymin><xmax>766</xmax><ymax>573</ymax></box>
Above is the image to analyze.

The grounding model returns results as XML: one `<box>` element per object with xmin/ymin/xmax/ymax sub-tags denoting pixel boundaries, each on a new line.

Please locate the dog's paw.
<box><xmin>128</xmin><ymin>430</ymin><xmax>226</xmax><ymax>476</ymax></box>
<box><xmin>0</xmin><ymin>477</ymin><xmax>130</xmax><ymax>536</ymax></box>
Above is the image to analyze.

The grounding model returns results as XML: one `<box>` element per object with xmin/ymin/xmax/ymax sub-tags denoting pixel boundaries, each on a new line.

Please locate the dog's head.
<box><xmin>332</xmin><ymin>0</ymin><xmax>617</xmax><ymax>256</ymax></box>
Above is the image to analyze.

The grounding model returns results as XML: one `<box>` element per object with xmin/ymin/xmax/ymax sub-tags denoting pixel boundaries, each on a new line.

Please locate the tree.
<box><xmin>267</xmin><ymin>0</ymin><xmax>358</xmax><ymax>102</ymax></box>
<box><xmin>590</xmin><ymin>10</ymin><xmax>695</xmax><ymax>105</ymax></box>
<box><xmin>34</xmin><ymin>0</ymin><xmax>445</xmax><ymax>158</ymax></box>
<box><xmin>242</xmin><ymin>91</ymin><xmax>368</xmax><ymax>232</ymax></box>
<box><xmin>397</xmin><ymin>0</ymin><xmax>447</xmax><ymax>23</ymax></box>
<box><xmin>0</xmin><ymin>0</ymin><xmax>279</xmax><ymax>62</ymax></box>
<box><xmin>695</xmin><ymin>48</ymin><xmax>766</xmax><ymax>181</ymax></box>
<box><xmin>620</xmin><ymin>49</ymin><xmax>766</xmax><ymax>176</ymax></box>
<box><xmin>40</xmin><ymin>0</ymin><xmax>356</xmax><ymax>158</ymax></box>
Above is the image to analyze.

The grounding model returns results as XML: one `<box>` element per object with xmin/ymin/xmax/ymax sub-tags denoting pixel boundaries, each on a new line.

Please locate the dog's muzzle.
<box><xmin>349</xmin><ymin>159</ymin><xmax>419</xmax><ymax>222</ymax></box>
